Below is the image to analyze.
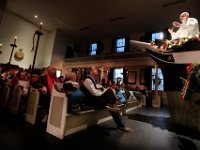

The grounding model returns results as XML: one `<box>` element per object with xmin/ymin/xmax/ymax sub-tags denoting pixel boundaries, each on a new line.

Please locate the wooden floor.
<box><xmin>1</xmin><ymin>106</ymin><xmax>200</xmax><ymax>150</ymax></box>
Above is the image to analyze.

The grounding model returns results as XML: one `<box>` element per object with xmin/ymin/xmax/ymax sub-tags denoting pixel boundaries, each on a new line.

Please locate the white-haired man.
<box><xmin>82</xmin><ymin>66</ymin><xmax>133</xmax><ymax>132</ymax></box>
<box><xmin>168</xmin><ymin>12</ymin><xmax>199</xmax><ymax>40</ymax></box>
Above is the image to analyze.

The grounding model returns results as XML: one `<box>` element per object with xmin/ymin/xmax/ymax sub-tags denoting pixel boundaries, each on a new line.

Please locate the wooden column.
<box><xmin>152</xmin><ymin>64</ymin><xmax>161</xmax><ymax>108</ymax></box>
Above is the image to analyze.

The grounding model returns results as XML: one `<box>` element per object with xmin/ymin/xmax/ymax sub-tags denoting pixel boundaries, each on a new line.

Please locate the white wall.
<box><xmin>40</xmin><ymin>30</ymin><xmax>56</xmax><ymax>68</ymax></box>
<box><xmin>50</xmin><ymin>29</ymin><xmax>77</xmax><ymax>75</ymax></box>
<box><xmin>0</xmin><ymin>11</ymin><xmax>53</xmax><ymax>69</ymax></box>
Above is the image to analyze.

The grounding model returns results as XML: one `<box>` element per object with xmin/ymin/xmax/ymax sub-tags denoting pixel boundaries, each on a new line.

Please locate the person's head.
<box><xmin>47</xmin><ymin>66</ymin><xmax>56</xmax><ymax>77</ymax></box>
<box><xmin>136</xmin><ymin>86</ymin><xmax>140</xmax><ymax>91</ymax></box>
<box><xmin>179</xmin><ymin>12</ymin><xmax>189</xmax><ymax>23</ymax></box>
<box><xmin>41</xmin><ymin>67</ymin><xmax>47</xmax><ymax>75</ymax></box>
<box><xmin>121</xmin><ymin>83</ymin><xmax>125</xmax><ymax>88</ymax></box>
<box><xmin>88</xmin><ymin>66</ymin><xmax>97</xmax><ymax>77</ymax></box>
<box><xmin>79</xmin><ymin>77</ymin><xmax>85</xmax><ymax>86</ymax></box>
<box><xmin>68</xmin><ymin>72</ymin><xmax>77</xmax><ymax>82</ymax></box>
<box><xmin>107</xmin><ymin>79</ymin><xmax>114</xmax><ymax>87</ymax></box>
<box><xmin>31</xmin><ymin>74</ymin><xmax>39</xmax><ymax>83</ymax></box>
<box><xmin>58</xmin><ymin>75</ymin><xmax>65</xmax><ymax>83</ymax></box>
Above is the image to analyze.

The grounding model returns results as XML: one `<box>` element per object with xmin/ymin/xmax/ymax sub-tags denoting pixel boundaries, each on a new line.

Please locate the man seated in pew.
<box><xmin>33</xmin><ymin>65</ymin><xmax>59</xmax><ymax>125</ymax></box>
<box><xmin>39</xmin><ymin>66</ymin><xmax>59</xmax><ymax>108</ymax></box>
<box><xmin>81</xmin><ymin>66</ymin><xmax>133</xmax><ymax>132</ymax></box>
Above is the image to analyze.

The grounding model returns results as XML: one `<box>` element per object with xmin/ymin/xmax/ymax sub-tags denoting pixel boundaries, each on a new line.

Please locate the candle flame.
<box><xmin>14</xmin><ymin>36</ymin><xmax>17</xmax><ymax>39</ymax></box>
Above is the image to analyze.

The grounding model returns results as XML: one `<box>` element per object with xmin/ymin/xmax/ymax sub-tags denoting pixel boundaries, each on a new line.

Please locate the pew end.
<box><xmin>46</xmin><ymin>84</ymin><xmax>139</xmax><ymax>140</ymax></box>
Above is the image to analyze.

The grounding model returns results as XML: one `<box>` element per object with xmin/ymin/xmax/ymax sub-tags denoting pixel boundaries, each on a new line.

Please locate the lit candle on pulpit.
<box><xmin>14</xmin><ymin>36</ymin><xmax>17</xmax><ymax>44</ymax></box>
<box><xmin>39</xmin><ymin>22</ymin><xmax>43</xmax><ymax>31</ymax></box>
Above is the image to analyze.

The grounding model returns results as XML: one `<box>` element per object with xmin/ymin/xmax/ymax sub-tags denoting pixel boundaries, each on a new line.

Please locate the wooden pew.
<box><xmin>25</xmin><ymin>88</ymin><xmax>40</xmax><ymax>125</ymax></box>
<box><xmin>10</xmin><ymin>85</ymin><xmax>23</xmax><ymax>115</ymax></box>
<box><xmin>46</xmin><ymin>84</ymin><xmax>139</xmax><ymax>140</ymax></box>
<box><xmin>10</xmin><ymin>80</ymin><xmax>30</xmax><ymax>115</ymax></box>
<box><xmin>0</xmin><ymin>83</ymin><xmax>11</xmax><ymax>109</ymax></box>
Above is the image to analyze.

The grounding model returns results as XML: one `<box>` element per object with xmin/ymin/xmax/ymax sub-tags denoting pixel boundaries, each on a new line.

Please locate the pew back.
<box><xmin>25</xmin><ymin>88</ymin><xmax>40</xmax><ymax>125</ymax></box>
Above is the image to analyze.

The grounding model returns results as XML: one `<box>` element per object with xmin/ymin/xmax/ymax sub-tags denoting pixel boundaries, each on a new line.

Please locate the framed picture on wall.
<box><xmin>128</xmin><ymin>71</ymin><xmax>136</xmax><ymax>84</ymax></box>
<box><xmin>140</xmin><ymin>69</ymin><xmax>145</xmax><ymax>84</ymax></box>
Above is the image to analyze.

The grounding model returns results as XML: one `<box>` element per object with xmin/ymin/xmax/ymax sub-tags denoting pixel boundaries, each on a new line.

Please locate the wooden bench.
<box><xmin>0</xmin><ymin>83</ymin><xmax>11</xmax><ymax>109</ymax></box>
<box><xmin>10</xmin><ymin>80</ymin><xmax>30</xmax><ymax>115</ymax></box>
<box><xmin>25</xmin><ymin>87</ymin><xmax>40</xmax><ymax>125</ymax></box>
<box><xmin>46</xmin><ymin>84</ymin><xmax>139</xmax><ymax>140</ymax></box>
<box><xmin>10</xmin><ymin>85</ymin><xmax>23</xmax><ymax>115</ymax></box>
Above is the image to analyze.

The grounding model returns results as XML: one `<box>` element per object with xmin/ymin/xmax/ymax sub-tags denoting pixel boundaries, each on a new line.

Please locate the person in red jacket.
<box><xmin>34</xmin><ymin>65</ymin><xmax>59</xmax><ymax>125</ymax></box>
<box><xmin>38</xmin><ymin>66</ymin><xmax>59</xmax><ymax>108</ymax></box>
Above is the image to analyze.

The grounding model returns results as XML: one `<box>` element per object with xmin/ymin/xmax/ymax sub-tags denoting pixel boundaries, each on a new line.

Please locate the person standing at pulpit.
<box><xmin>168</xmin><ymin>12</ymin><xmax>199</xmax><ymax>40</ymax></box>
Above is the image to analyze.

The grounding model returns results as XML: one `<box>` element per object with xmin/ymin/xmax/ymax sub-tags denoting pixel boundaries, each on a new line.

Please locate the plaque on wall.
<box><xmin>14</xmin><ymin>48</ymin><xmax>24</xmax><ymax>61</ymax></box>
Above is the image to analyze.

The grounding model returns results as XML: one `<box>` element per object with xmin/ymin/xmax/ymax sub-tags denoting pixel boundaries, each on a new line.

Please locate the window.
<box><xmin>113</xmin><ymin>68</ymin><xmax>123</xmax><ymax>84</ymax></box>
<box><xmin>112</xmin><ymin>36</ymin><xmax>129</xmax><ymax>53</ymax></box>
<box><xmin>115</xmin><ymin>38</ymin><xmax>125</xmax><ymax>53</ymax></box>
<box><xmin>151</xmin><ymin>32</ymin><xmax>164</xmax><ymax>41</ymax></box>
<box><xmin>151</xmin><ymin>68</ymin><xmax>164</xmax><ymax>91</ymax></box>
<box><xmin>89</xmin><ymin>43</ymin><xmax>97</xmax><ymax>56</ymax></box>
<box><xmin>56</xmin><ymin>69</ymin><xmax>62</xmax><ymax>78</ymax></box>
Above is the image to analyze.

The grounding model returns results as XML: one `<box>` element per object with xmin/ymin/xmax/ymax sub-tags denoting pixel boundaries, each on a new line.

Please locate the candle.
<box><xmin>14</xmin><ymin>36</ymin><xmax>17</xmax><ymax>44</ymax></box>
<box><xmin>0</xmin><ymin>43</ymin><xmax>2</xmax><ymax>54</ymax></box>
<box><xmin>39</xmin><ymin>22</ymin><xmax>43</xmax><ymax>31</ymax></box>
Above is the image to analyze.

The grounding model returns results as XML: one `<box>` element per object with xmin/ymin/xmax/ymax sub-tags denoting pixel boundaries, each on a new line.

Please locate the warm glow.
<box><xmin>39</xmin><ymin>22</ymin><xmax>43</xmax><ymax>31</ymax></box>
<box><xmin>14</xmin><ymin>36</ymin><xmax>17</xmax><ymax>39</ymax></box>
<box><xmin>0</xmin><ymin>44</ymin><xmax>2</xmax><ymax>47</ymax></box>
<box><xmin>34</xmin><ymin>15</ymin><xmax>38</xmax><ymax>18</ymax></box>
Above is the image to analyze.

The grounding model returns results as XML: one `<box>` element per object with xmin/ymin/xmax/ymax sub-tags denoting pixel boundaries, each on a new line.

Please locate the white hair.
<box><xmin>180</xmin><ymin>12</ymin><xmax>189</xmax><ymax>17</ymax></box>
<box><xmin>68</xmin><ymin>72</ymin><xmax>76</xmax><ymax>80</ymax></box>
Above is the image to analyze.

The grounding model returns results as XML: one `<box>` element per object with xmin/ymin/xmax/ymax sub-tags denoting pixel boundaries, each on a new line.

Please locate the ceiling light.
<box><xmin>34</xmin><ymin>15</ymin><xmax>38</xmax><ymax>19</ymax></box>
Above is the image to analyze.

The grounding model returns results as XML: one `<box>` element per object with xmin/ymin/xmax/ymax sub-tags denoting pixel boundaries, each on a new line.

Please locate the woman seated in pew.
<box><xmin>81</xmin><ymin>66</ymin><xmax>133</xmax><ymax>132</ymax></box>
<box><xmin>62</xmin><ymin>72</ymin><xmax>87</xmax><ymax>114</ymax></box>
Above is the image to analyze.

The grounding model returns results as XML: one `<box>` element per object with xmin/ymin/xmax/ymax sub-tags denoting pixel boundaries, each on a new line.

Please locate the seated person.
<box><xmin>128</xmin><ymin>91</ymin><xmax>137</xmax><ymax>101</ymax></box>
<box><xmin>81</xmin><ymin>66</ymin><xmax>133</xmax><ymax>132</ymax></box>
<box><xmin>58</xmin><ymin>75</ymin><xmax>65</xmax><ymax>83</ymax></box>
<box><xmin>115</xmin><ymin>86</ymin><xmax>127</xmax><ymax>104</ymax></box>
<box><xmin>63</xmin><ymin>72</ymin><xmax>85</xmax><ymax>114</ymax></box>
<box><xmin>32</xmin><ymin>65</ymin><xmax>59</xmax><ymax>124</ymax></box>
<box><xmin>134</xmin><ymin>86</ymin><xmax>143</xmax><ymax>101</ymax></box>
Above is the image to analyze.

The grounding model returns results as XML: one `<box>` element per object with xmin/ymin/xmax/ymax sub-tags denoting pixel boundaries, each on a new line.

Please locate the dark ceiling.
<box><xmin>5</xmin><ymin>0</ymin><xmax>200</xmax><ymax>41</ymax></box>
